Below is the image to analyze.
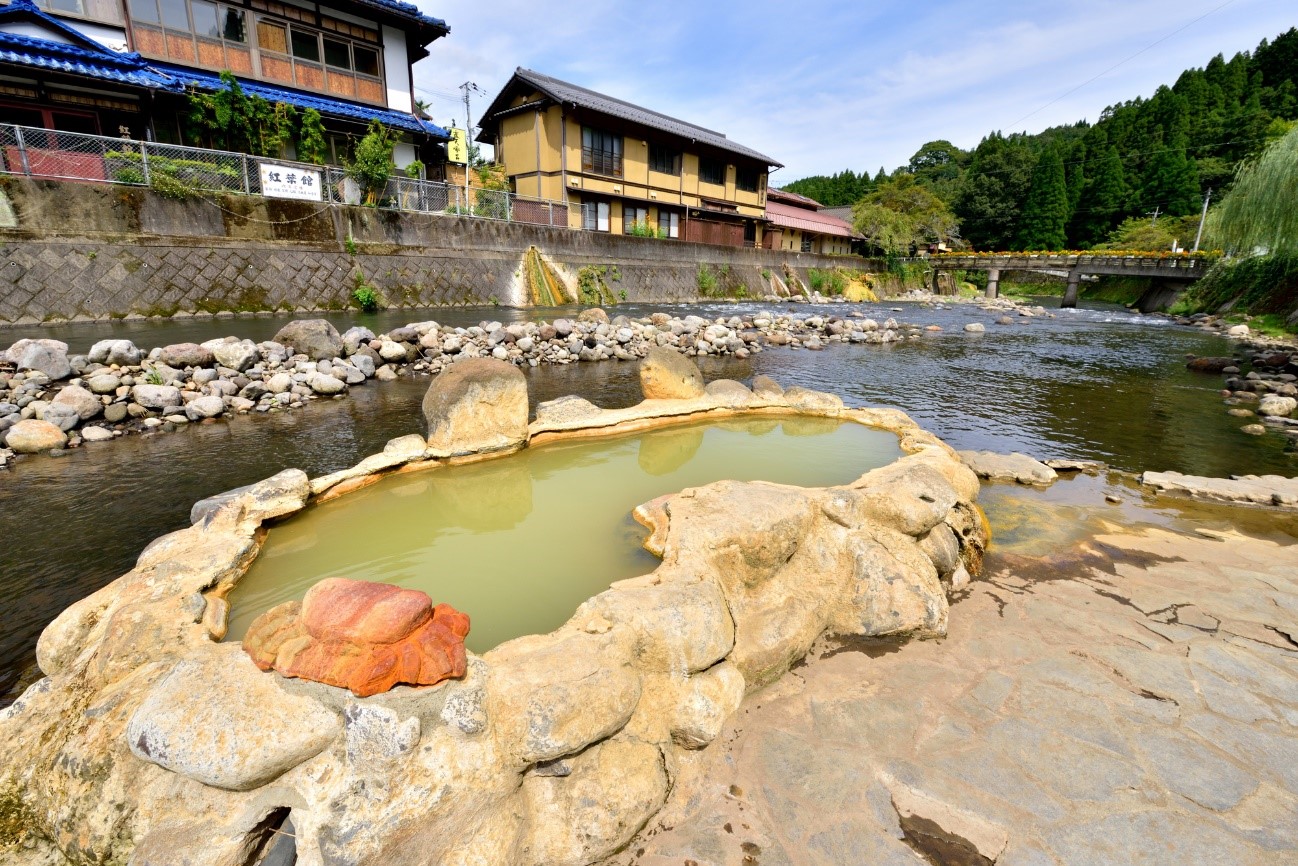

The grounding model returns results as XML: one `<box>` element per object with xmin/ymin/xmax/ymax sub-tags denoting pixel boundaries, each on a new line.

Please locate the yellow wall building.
<box><xmin>477</xmin><ymin>68</ymin><xmax>782</xmax><ymax>247</ymax></box>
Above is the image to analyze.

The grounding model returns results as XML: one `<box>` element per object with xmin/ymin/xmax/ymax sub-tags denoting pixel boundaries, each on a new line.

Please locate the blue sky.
<box><xmin>411</xmin><ymin>0</ymin><xmax>1296</xmax><ymax>183</ymax></box>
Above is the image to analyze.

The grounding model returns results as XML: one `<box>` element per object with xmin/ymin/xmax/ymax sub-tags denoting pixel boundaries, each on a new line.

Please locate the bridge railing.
<box><xmin>924</xmin><ymin>251</ymin><xmax>1220</xmax><ymax>270</ymax></box>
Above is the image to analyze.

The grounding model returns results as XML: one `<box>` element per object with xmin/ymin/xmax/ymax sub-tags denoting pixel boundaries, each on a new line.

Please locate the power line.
<box><xmin>1002</xmin><ymin>0</ymin><xmax>1239</xmax><ymax>131</ymax></box>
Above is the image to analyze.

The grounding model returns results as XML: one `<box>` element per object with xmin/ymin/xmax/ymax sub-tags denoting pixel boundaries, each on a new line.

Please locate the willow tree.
<box><xmin>1211</xmin><ymin>125</ymin><xmax>1298</xmax><ymax>254</ymax></box>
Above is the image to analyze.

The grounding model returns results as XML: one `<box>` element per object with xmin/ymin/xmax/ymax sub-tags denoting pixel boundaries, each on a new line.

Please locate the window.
<box><xmin>801</xmin><ymin>235</ymin><xmax>814</xmax><ymax>253</ymax></box>
<box><xmin>352</xmin><ymin>45</ymin><xmax>380</xmax><ymax>76</ymax></box>
<box><xmin>255</xmin><ymin>18</ymin><xmax>286</xmax><ymax>51</ymax></box>
<box><xmin>582</xmin><ymin>200</ymin><xmax>610</xmax><ymax>232</ymax></box>
<box><xmin>582</xmin><ymin>127</ymin><xmax>623</xmax><ymax>177</ymax></box>
<box><xmin>624</xmin><ymin>206</ymin><xmax>648</xmax><ymax>231</ymax></box>
<box><xmin>699</xmin><ymin>157</ymin><xmax>726</xmax><ymax>186</ymax></box>
<box><xmin>38</xmin><ymin>0</ymin><xmax>125</xmax><ymax>24</ymax></box>
<box><xmin>290</xmin><ymin>28</ymin><xmax>320</xmax><ymax>61</ymax></box>
<box><xmin>159</xmin><ymin>0</ymin><xmax>189</xmax><ymax>29</ymax></box>
<box><xmin>736</xmin><ymin>165</ymin><xmax>761</xmax><ymax>193</ymax></box>
<box><xmin>649</xmin><ymin>142</ymin><xmax>680</xmax><ymax>175</ymax></box>
<box><xmin>658</xmin><ymin>210</ymin><xmax>680</xmax><ymax>239</ymax></box>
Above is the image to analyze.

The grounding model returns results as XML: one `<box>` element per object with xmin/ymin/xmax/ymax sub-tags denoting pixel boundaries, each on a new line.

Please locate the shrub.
<box><xmin>352</xmin><ymin>274</ymin><xmax>379</xmax><ymax>312</ymax></box>
<box><xmin>626</xmin><ymin>220</ymin><xmax>664</xmax><ymax>239</ymax></box>
<box><xmin>346</xmin><ymin>121</ymin><xmax>396</xmax><ymax>207</ymax></box>
<box><xmin>696</xmin><ymin>264</ymin><xmax>718</xmax><ymax>295</ymax></box>
<box><xmin>150</xmin><ymin>172</ymin><xmax>195</xmax><ymax>200</ymax></box>
<box><xmin>404</xmin><ymin>160</ymin><xmax>425</xmax><ymax>179</ymax></box>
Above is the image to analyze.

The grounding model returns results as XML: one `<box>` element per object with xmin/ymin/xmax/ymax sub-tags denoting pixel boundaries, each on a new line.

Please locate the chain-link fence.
<box><xmin>0</xmin><ymin>123</ymin><xmax>572</xmax><ymax>228</ymax></box>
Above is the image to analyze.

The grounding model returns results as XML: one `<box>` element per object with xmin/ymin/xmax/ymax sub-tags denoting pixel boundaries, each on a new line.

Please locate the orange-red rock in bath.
<box><xmin>243</xmin><ymin>577</ymin><xmax>470</xmax><ymax>697</ymax></box>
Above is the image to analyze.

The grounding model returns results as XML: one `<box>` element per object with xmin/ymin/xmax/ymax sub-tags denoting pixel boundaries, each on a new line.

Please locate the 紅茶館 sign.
<box><xmin>259</xmin><ymin>164</ymin><xmax>322</xmax><ymax>201</ymax></box>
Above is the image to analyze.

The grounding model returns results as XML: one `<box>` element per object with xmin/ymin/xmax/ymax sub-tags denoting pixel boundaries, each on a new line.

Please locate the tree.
<box><xmin>1071</xmin><ymin>146</ymin><xmax>1128</xmax><ymax>248</ymax></box>
<box><xmin>955</xmin><ymin>133</ymin><xmax>1036</xmax><ymax>250</ymax></box>
<box><xmin>1211</xmin><ymin>124</ymin><xmax>1298</xmax><ymax>255</ymax></box>
<box><xmin>852</xmin><ymin>173</ymin><xmax>959</xmax><ymax>255</ymax></box>
<box><xmin>347</xmin><ymin>120</ymin><xmax>396</xmax><ymax>206</ymax></box>
<box><xmin>907</xmin><ymin>139</ymin><xmax>966</xmax><ymax>206</ymax></box>
<box><xmin>1141</xmin><ymin>134</ymin><xmax>1201</xmax><ymax>216</ymax></box>
<box><xmin>1016</xmin><ymin>145</ymin><xmax>1070</xmax><ymax>249</ymax></box>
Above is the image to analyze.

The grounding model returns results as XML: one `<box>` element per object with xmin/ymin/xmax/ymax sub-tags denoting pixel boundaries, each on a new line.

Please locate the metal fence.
<box><xmin>0</xmin><ymin>123</ymin><xmax>572</xmax><ymax>227</ymax></box>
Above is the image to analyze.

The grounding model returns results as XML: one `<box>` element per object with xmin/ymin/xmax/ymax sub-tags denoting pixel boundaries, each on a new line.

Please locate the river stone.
<box><xmin>705</xmin><ymin>379</ymin><xmax>753</xmax><ymax>408</ymax></box>
<box><xmin>535</xmin><ymin>395</ymin><xmax>601</xmax><ymax>424</ymax></box>
<box><xmin>958</xmin><ymin>450</ymin><xmax>1058</xmax><ymax>485</ymax></box>
<box><xmin>752</xmin><ymin>375</ymin><xmax>784</xmax><ymax>397</ymax></box>
<box><xmin>4</xmin><ymin>418</ymin><xmax>67</xmax><ymax>452</ymax></box>
<box><xmin>203</xmin><ymin>338</ymin><xmax>259</xmax><ymax>372</ymax></box>
<box><xmin>87</xmin><ymin>374</ymin><xmax>121</xmax><ymax>395</ymax></box>
<box><xmin>41</xmin><ymin>403</ymin><xmax>81</xmax><ymax>432</ymax></box>
<box><xmin>158</xmin><ymin>343</ymin><xmax>215</xmax><ymax>368</ymax></box>
<box><xmin>577</xmin><ymin>307</ymin><xmax>610</xmax><ymax>325</ymax></box>
<box><xmin>309</xmin><ymin>373</ymin><xmax>346</xmax><ymax>395</ymax></box>
<box><xmin>189</xmin><ymin>468</ymin><xmax>311</xmax><ymax>527</ymax></box>
<box><xmin>13</xmin><ymin>340</ymin><xmax>71</xmax><ymax>380</ymax></box>
<box><xmin>132</xmin><ymin>384</ymin><xmax>182</xmax><ymax>410</ymax></box>
<box><xmin>80</xmin><ymin>426</ymin><xmax>113</xmax><ymax>442</ymax></box>
<box><xmin>52</xmin><ymin>384</ymin><xmax>102</xmax><ymax>420</ymax></box>
<box><xmin>273</xmin><ymin>319</ymin><xmax>344</xmax><ymax>360</ymax></box>
<box><xmin>422</xmin><ymin>357</ymin><xmax>528</xmax><ymax>456</ymax></box>
<box><xmin>341</xmin><ymin>326</ymin><xmax>375</xmax><ymax>355</ymax></box>
<box><xmin>964</xmin><ymin>322</ymin><xmax>986</xmax><ymax>333</ymax></box>
<box><xmin>243</xmin><ymin>579</ymin><xmax>470</xmax><ymax>697</ymax></box>
<box><xmin>1258</xmin><ymin>395</ymin><xmax>1297</xmax><ymax>417</ymax></box>
<box><xmin>783</xmin><ymin>386</ymin><xmax>844</xmax><ymax>413</ymax></box>
<box><xmin>185</xmin><ymin>395</ymin><xmax>225</xmax><ymax>420</ymax></box>
<box><xmin>127</xmin><ymin>645</ymin><xmax>342</xmax><ymax>791</ymax></box>
<box><xmin>103</xmin><ymin>403</ymin><xmax>128</xmax><ymax>423</ymax></box>
<box><xmin>640</xmin><ymin>347</ymin><xmax>705</xmax><ymax>400</ymax></box>
<box><xmin>1227</xmin><ymin>324</ymin><xmax>1250</xmax><ymax>336</ymax></box>
<box><xmin>1186</xmin><ymin>357</ymin><xmax>1236</xmax><ymax>373</ymax></box>
<box><xmin>265</xmin><ymin>372</ymin><xmax>292</xmax><ymax>394</ymax></box>
<box><xmin>87</xmin><ymin>339</ymin><xmax>141</xmax><ymax>367</ymax></box>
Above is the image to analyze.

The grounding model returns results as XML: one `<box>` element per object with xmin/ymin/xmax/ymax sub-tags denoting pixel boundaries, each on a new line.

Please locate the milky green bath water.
<box><xmin>226</xmin><ymin>417</ymin><xmax>902</xmax><ymax>652</ymax></box>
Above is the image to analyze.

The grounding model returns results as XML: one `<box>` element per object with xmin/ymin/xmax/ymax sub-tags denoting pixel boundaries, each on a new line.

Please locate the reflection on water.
<box><xmin>225</xmin><ymin>419</ymin><xmax>902</xmax><ymax>651</ymax></box>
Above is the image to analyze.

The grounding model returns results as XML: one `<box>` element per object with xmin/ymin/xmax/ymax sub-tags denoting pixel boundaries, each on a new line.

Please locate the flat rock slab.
<box><xmin>1141</xmin><ymin>470</ymin><xmax>1298</xmax><ymax>509</ymax></box>
<box><xmin>958</xmin><ymin>450</ymin><xmax>1058</xmax><ymax>485</ymax></box>
<box><xmin>615</xmin><ymin>526</ymin><xmax>1298</xmax><ymax>866</ymax></box>
<box><xmin>1044</xmin><ymin>458</ymin><xmax>1108</xmax><ymax>474</ymax></box>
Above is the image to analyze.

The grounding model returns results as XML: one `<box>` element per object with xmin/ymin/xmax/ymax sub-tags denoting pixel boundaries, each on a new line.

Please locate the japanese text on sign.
<box><xmin>259</xmin><ymin>163</ymin><xmax>322</xmax><ymax>201</ymax></box>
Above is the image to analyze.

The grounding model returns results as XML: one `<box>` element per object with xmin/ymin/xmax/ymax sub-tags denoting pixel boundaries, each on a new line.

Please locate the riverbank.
<box><xmin>612</xmin><ymin>480</ymin><xmax>1298</xmax><ymax>865</ymax></box>
<box><xmin>0</xmin><ymin>301</ymin><xmax>1013</xmax><ymax>467</ymax></box>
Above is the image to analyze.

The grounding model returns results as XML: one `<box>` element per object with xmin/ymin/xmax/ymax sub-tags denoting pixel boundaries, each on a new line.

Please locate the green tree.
<box><xmin>1141</xmin><ymin>134</ymin><xmax>1201</xmax><ymax>216</ymax></box>
<box><xmin>955</xmin><ymin>133</ymin><xmax>1036</xmax><ymax>250</ymax></box>
<box><xmin>346</xmin><ymin>120</ymin><xmax>396</xmax><ymax>206</ymax></box>
<box><xmin>907</xmin><ymin>139</ymin><xmax>966</xmax><ymax>206</ymax></box>
<box><xmin>852</xmin><ymin>173</ymin><xmax>959</xmax><ymax>255</ymax></box>
<box><xmin>1016</xmin><ymin>145</ymin><xmax>1070</xmax><ymax>249</ymax></box>
<box><xmin>296</xmin><ymin>109</ymin><xmax>328</xmax><ymax>165</ymax></box>
<box><xmin>1071</xmin><ymin>145</ymin><xmax>1128</xmax><ymax>247</ymax></box>
<box><xmin>1210</xmin><ymin>124</ymin><xmax>1298</xmax><ymax>255</ymax></box>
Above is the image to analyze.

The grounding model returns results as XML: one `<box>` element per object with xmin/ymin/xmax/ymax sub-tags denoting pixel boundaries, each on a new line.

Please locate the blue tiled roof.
<box><xmin>155</xmin><ymin>64</ymin><xmax>450</xmax><ymax>139</ymax></box>
<box><xmin>350</xmin><ymin>0</ymin><xmax>447</xmax><ymax>30</ymax></box>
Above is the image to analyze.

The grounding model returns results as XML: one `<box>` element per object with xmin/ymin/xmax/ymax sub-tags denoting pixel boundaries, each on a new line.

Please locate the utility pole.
<box><xmin>1193</xmin><ymin>188</ymin><xmax>1212</xmax><ymax>252</ymax></box>
<box><xmin>1146</xmin><ymin>206</ymin><xmax>1161</xmax><ymax>226</ymax></box>
<box><xmin>459</xmin><ymin>81</ymin><xmax>484</xmax><ymax>212</ymax></box>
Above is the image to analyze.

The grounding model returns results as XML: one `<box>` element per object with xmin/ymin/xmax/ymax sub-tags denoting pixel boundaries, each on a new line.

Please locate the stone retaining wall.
<box><xmin>0</xmin><ymin>178</ymin><xmax>873</xmax><ymax>324</ymax></box>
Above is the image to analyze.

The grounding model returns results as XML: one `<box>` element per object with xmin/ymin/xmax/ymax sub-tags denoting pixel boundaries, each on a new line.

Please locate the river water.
<box><xmin>2</xmin><ymin>298</ymin><xmax>1294</xmax><ymax>700</ymax></box>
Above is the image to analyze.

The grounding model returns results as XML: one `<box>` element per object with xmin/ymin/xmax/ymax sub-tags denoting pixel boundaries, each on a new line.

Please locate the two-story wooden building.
<box><xmin>477</xmin><ymin>67</ymin><xmax>781</xmax><ymax>247</ymax></box>
<box><xmin>763</xmin><ymin>188</ymin><xmax>860</xmax><ymax>255</ymax></box>
<box><xmin>0</xmin><ymin>0</ymin><xmax>449</xmax><ymax>168</ymax></box>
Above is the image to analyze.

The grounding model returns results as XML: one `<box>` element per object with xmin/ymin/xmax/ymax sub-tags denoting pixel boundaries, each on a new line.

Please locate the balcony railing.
<box><xmin>581</xmin><ymin>147</ymin><xmax>622</xmax><ymax>178</ymax></box>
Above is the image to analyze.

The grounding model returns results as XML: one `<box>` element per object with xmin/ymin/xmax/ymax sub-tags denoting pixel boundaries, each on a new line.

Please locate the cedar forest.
<box><xmin>783</xmin><ymin>28</ymin><xmax>1298</xmax><ymax>254</ymax></box>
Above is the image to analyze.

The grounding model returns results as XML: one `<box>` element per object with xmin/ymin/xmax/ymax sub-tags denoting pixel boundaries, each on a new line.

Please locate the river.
<box><xmin>1</xmin><ymin>297</ymin><xmax>1293</xmax><ymax>701</ymax></box>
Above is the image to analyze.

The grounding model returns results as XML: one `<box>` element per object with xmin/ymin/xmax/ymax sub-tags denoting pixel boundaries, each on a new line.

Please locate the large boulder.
<box><xmin>639</xmin><ymin>347</ymin><xmax>705</xmax><ymax>400</ymax></box>
<box><xmin>577</xmin><ymin>307</ymin><xmax>610</xmax><ymax>325</ymax></box>
<box><xmin>243</xmin><ymin>577</ymin><xmax>470</xmax><ymax>697</ymax></box>
<box><xmin>52</xmin><ymin>384</ymin><xmax>102</xmax><ymax>420</ymax></box>
<box><xmin>422</xmin><ymin>357</ymin><xmax>528</xmax><ymax>456</ymax></box>
<box><xmin>4</xmin><ymin>418</ymin><xmax>67</xmax><ymax>452</ymax></box>
<box><xmin>202</xmin><ymin>338</ymin><xmax>260</xmax><ymax>372</ymax></box>
<box><xmin>1258</xmin><ymin>395</ymin><xmax>1297</xmax><ymax>417</ymax></box>
<box><xmin>273</xmin><ymin>319</ymin><xmax>344</xmax><ymax>360</ymax></box>
<box><xmin>9</xmin><ymin>339</ymin><xmax>71</xmax><ymax>380</ymax></box>
<box><xmin>158</xmin><ymin>342</ymin><xmax>215</xmax><ymax>368</ymax></box>
<box><xmin>87</xmin><ymin>339</ymin><xmax>141</xmax><ymax>367</ymax></box>
<box><xmin>184</xmin><ymin>395</ymin><xmax>225</xmax><ymax>420</ymax></box>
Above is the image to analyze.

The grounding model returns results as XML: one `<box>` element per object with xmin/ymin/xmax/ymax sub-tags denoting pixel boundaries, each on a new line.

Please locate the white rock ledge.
<box><xmin>1140</xmin><ymin>470</ymin><xmax>1298</xmax><ymax>509</ymax></box>
<box><xmin>0</xmin><ymin>382</ymin><xmax>987</xmax><ymax>866</ymax></box>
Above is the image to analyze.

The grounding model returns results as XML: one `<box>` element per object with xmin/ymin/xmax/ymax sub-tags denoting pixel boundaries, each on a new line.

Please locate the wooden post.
<box><xmin>985</xmin><ymin>268</ymin><xmax>1000</xmax><ymax>299</ymax></box>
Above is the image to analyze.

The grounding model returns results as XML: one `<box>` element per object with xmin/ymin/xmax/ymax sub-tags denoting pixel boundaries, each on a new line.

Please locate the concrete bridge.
<box><xmin>919</xmin><ymin>253</ymin><xmax>1215</xmax><ymax>310</ymax></box>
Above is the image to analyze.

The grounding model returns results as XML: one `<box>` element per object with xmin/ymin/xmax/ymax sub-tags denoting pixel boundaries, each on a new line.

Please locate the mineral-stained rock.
<box><xmin>958</xmin><ymin>449</ymin><xmax>1058</xmax><ymax>485</ymax></box>
<box><xmin>704</xmin><ymin>378</ymin><xmax>754</xmax><ymax>408</ymax></box>
<box><xmin>783</xmin><ymin>386</ymin><xmax>844</xmax><ymax>413</ymax></box>
<box><xmin>751</xmin><ymin>374</ymin><xmax>784</xmax><ymax>398</ymax></box>
<box><xmin>243</xmin><ymin>577</ymin><xmax>470</xmax><ymax>697</ymax></box>
<box><xmin>273</xmin><ymin>319</ymin><xmax>344</xmax><ymax>360</ymax></box>
<box><xmin>127</xmin><ymin>644</ymin><xmax>341</xmax><ymax>790</ymax></box>
<box><xmin>640</xmin><ymin>346</ymin><xmax>705</xmax><ymax>400</ymax></box>
<box><xmin>422</xmin><ymin>357</ymin><xmax>528</xmax><ymax>456</ymax></box>
<box><xmin>670</xmin><ymin>661</ymin><xmax>746</xmax><ymax>749</ymax></box>
<box><xmin>4</xmin><ymin>418</ymin><xmax>68</xmax><ymax>452</ymax></box>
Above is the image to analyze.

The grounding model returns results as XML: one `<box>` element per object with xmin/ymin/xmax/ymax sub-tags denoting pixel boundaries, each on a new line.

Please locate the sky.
<box><xmin>409</xmin><ymin>0</ymin><xmax>1296</xmax><ymax>183</ymax></box>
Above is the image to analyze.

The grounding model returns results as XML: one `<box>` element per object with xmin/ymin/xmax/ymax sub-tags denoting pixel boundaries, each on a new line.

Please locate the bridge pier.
<box><xmin>985</xmin><ymin>268</ymin><xmax>1000</xmax><ymax>299</ymax></box>
<box><xmin>1061</xmin><ymin>267</ymin><xmax>1082</xmax><ymax>309</ymax></box>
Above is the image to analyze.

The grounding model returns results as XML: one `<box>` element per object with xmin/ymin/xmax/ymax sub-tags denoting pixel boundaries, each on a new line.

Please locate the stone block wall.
<box><xmin>0</xmin><ymin>178</ymin><xmax>875</xmax><ymax>324</ymax></box>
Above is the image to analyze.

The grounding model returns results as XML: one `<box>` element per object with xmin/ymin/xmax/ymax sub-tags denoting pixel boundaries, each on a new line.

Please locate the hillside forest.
<box><xmin>783</xmin><ymin>28</ymin><xmax>1298</xmax><ymax>255</ymax></box>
